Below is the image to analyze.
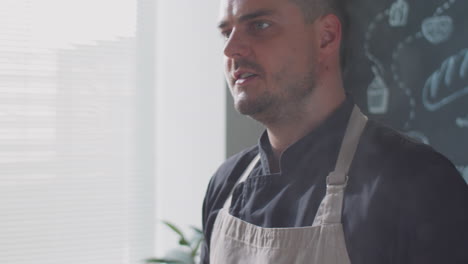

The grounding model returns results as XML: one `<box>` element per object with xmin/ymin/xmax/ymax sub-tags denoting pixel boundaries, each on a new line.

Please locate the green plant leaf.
<box><xmin>145</xmin><ymin>258</ymin><xmax>183</xmax><ymax>263</ymax></box>
<box><xmin>188</xmin><ymin>230</ymin><xmax>204</xmax><ymax>248</ymax></box>
<box><xmin>178</xmin><ymin>238</ymin><xmax>190</xmax><ymax>246</ymax></box>
<box><xmin>162</xmin><ymin>220</ymin><xmax>190</xmax><ymax>247</ymax></box>
<box><xmin>191</xmin><ymin>237</ymin><xmax>204</xmax><ymax>257</ymax></box>
<box><xmin>190</xmin><ymin>226</ymin><xmax>203</xmax><ymax>235</ymax></box>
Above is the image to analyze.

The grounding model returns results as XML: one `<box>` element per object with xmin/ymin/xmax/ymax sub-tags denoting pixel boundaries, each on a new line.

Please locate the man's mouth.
<box><xmin>235</xmin><ymin>72</ymin><xmax>259</xmax><ymax>85</ymax></box>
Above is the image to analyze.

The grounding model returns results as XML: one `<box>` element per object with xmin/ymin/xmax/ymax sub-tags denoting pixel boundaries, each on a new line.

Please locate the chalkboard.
<box><xmin>343</xmin><ymin>0</ymin><xmax>468</xmax><ymax>183</ymax></box>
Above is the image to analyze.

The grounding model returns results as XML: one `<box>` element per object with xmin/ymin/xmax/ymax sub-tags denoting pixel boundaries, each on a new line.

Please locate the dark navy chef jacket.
<box><xmin>201</xmin><ymin>97</ymin><xmax>468</xmax><ymax>264</ymax></box>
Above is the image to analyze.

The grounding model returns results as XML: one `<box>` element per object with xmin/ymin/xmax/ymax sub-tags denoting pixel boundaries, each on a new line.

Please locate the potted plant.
<box><xmin>146</xmin><ymin>221</ymin><xmax>204</xmax><ymax>264</ymax></box>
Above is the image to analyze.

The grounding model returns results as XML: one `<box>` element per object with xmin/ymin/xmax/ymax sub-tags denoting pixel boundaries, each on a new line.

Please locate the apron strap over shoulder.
<box><xmin>313</xmin><ymin>105</ymin><xmax>368</xmax><ymax>226</ymax></box>
<box><xmin>223</xmin><ymin>154</ymin><xmax>261</xmax><ymax>210</ymax></box>
<box><xmin>327</xmin><ymin>106</ymin><xmax>368</xmax><ymax>185</ymax></box>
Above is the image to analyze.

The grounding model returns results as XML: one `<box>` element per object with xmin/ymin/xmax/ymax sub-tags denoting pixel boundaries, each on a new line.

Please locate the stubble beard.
<box><xmin>234</xmin><ymin>89</ymin><xmax>275</xmax><ymax>117</ymax></box>
<box><xmin>233</xmin><ymin>67</ymin><xmax>317</xmax><ymax>125</ymax></box>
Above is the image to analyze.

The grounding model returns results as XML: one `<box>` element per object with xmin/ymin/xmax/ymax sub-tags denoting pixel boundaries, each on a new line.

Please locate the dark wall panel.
<box><xmin>344</xmin><ymin>0</ymin><xmax>468</xmax><ymax>182</ymax></box>
<box><xmin>226</xmin><ymin>87</ymin><xmax>264</xmax><ymax>158</ymax></box>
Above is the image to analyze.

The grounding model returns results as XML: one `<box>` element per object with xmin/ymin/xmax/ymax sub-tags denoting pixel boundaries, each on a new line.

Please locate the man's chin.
<box><xmin>233</xmin><ymin>91</ymin><xmax>276</xmax><ymax>119</ymax></box>
<box><xmin>234</xmin><ymin>100</ymin><xmax>279</xmax><ymax>125</ymax></box>
<box><xmin>234</xmin><ymin>100</ymin><xmax>263</xmax><ymax>116</ymax></box>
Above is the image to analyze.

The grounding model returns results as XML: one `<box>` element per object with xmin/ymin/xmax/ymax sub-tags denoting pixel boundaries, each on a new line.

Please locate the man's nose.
<box><xmin>223</xmin><ymin>29</ymin><xmax>250</xmax><ymax>59</ymax></box>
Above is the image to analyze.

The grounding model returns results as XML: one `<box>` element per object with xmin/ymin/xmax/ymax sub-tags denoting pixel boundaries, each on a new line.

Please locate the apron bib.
<box><xmin>210</xmin><ymin>106</ymin><xmax>367</xmax><ymax>264</ymax></box>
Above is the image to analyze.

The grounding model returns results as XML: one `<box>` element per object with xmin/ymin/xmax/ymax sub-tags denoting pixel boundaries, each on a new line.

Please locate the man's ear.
<box><xmin>318</xmin><ymin>14</ymin><xmax>341</xmax><ymax>53</ymax></box>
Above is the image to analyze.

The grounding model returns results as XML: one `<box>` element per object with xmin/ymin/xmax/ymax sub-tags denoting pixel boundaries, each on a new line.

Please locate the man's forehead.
<box><xmin>218</xmin><ymin>0</ymin><xmax>283</xmax><ymax>23</ymax></box>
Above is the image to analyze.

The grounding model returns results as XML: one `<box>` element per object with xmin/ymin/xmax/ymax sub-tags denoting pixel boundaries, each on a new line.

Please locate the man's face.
<box><xmin>218</xmin><ymin>0</ymin><xmax>321</xmax><ymax>122</ymax></box>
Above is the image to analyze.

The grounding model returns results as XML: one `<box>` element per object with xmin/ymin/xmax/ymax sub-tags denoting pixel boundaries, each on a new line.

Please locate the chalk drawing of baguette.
<box><xmin>423</xmin><ymin>48</ymin><xmax>468</xmax><ymax>111</ymax></box>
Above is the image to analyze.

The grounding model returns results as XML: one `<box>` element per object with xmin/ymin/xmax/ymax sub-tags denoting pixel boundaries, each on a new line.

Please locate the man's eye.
<box><xmin>221</xmin><ymin>30</ymin><xmax>231</xmax><ymax>40</ymax></box>
<box><xmin>253</xmin><ymin>21</ymin><xmax>271</xmax><ymax>30</ymax></box>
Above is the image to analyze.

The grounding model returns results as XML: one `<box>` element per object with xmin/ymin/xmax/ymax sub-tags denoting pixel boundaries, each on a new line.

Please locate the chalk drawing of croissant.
<box><xmin>422</xmin><ymin>48</ymin><xmax>468</xmax><ymax>111</ymax></box>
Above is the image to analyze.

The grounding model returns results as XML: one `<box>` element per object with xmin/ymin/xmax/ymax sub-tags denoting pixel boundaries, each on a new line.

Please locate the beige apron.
<box><xmin>209</xmin><ymin>106</ymin><xmax>367</xmax><ymax>264</ymax></box>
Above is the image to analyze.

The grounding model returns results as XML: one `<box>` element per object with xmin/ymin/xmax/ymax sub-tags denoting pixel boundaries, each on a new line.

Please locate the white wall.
<box><xmin>154</xmin><ymin>0</ymin><xmax>226</xmax><ymax>257</ymax></box>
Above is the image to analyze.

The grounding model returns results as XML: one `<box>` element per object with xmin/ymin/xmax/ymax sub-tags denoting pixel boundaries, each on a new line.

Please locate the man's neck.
<box><xmin>265</xmin><ymin>91</ymin><xmax>345</xmax><ymax>173</ymax></box>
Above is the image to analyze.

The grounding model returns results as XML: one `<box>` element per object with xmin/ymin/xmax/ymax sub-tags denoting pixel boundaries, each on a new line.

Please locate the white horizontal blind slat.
<box><xmin>0</xmin><ymin>0</ymin><xmax>154</xmax><ymax>263</ymax></box>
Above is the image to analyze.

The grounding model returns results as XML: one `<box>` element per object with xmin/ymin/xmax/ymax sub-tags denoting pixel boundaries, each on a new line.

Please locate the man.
<box><xmin>201</xmin><ymin>0</ymin><xmax>468</xmax><ymax>263</ymax></box>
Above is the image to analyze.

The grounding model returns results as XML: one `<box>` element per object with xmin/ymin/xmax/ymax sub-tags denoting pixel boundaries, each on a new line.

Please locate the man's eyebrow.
<box><xmin>217</xmin><ymin>9</ymin><xmax>276</xmax><ymax>29</ymax></box>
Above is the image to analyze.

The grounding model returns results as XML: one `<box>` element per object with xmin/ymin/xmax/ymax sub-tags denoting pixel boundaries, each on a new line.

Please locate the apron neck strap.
<box><xmin>222</xmin><ymin>154</ymin><xmax>261</xmax><ymax>209</ymax></box>
<box><xmin>327</xmin><ymin>105</ymin><xmax>368</xmax><ymax>185</ymax></box>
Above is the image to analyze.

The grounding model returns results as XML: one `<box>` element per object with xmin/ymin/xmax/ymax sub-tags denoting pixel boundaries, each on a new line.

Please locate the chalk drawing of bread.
<box><xmin>422</xmin><ymin>16</ymin><xmax>454</xmax><ymax>45</ymax></box>
<box><xmin>423</xmin><ymin>48</ymin><xmax>468</xmax><ymax>111</ymax></box>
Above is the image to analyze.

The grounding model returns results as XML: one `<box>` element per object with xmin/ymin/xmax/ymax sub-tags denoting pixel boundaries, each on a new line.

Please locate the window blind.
<box><xmin>0</xmin><ymin>0</ymin><xmax>154</xmax><ymax>263</ymax></box>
